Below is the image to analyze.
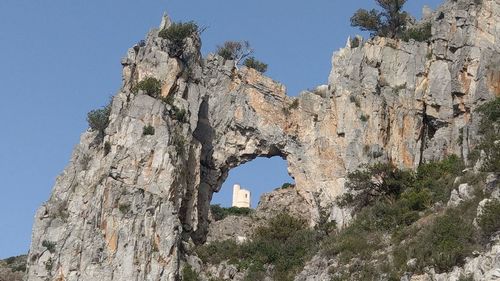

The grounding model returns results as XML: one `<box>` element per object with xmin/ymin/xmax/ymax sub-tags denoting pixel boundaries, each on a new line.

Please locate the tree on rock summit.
<box><xmin>351</xmin><ymin>0</ymin><xmax>409</xmax><ymax>39</ymax></box>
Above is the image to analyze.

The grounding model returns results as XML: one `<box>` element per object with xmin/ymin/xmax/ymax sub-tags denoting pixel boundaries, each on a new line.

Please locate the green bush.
<box><xmin>280</xmin><ymin>183</ymin><xmax>294</xmax><ymax>189</ymax></box>
<box><xmin>243</xmin><ymin>57</ymin><xmax>268</xmax><ymax>73</ymax></box>
<box><xmin>12</xmin><ymin>264</ymin><xmax>26</xmax><ymax>272</ymax></box>
<box><xmin>338</xmin><ymin>156</ymin><xmax>464</xmax><ymax>211</ymax></box>
<box><xmin>174</xmin><ymin>108</ymin><xmax>187</xmax><ymax>122</ymax></box>
<box><xmin>243</xmin><ymin>214</ymin><xmax>318</xmax><ymax>281</ymax></box>
<box><xmin>87</xmin><ymin>104</ymin><xmax>111</xmax><ymax>136</ymax></box>
<box><xmin>196</xmin><ymin>214</ymin><xmax>317</xmax><ymax>281</ymax></box>
<box><xmin>349</xmin><ymin>95</ymin><xmax>361</xmax><ymax>107</ymax></box>
<box><xmin>458</xmin><ymin>274</ymin><xmax>474</xmax><ymax>281</ymax></box>
<box><xmin>42</xmin><ymin>240</ymin><xmax>56</xmax><ymax>253</ymax></box>
<box><xmin>243</xmin><ymin>266</ymin><xmax>266</xmax><ymax>281</ymax></box>
<box><xmin>173</xmin><ymin>134</ymin><xmax>186</xmax><ymax>155</ymax></box>
<box><xmin>315</xmin><ymin>208</ymin><xmax>337</xmax><ymax>237</ymax></box>
<box><xmin>477</xmin><ymin>97</ymin><xmax>500</xmax><ymax>133</ymax></box>
<box><xmin>323</xmin><ymin>156</ymin><xmax>483</xmax><ymax>277</ymax></box>
<box><xmin>143</xmin><ymin>125</ymin><xmax>155</xmax><ymax>136</ymax></box>
<box><xmin>210</xmin><ymin>204</ymin><xmax>253</xmax><ymax>221</ymax></box>
<box><xmin>323</xmin><ymin>218</ymin><xmax>383</xmax><ymax>262</ymax></box>
<box><xmin>159</xmin><ymin>21</ymin><xmax>199</xmax><ymax>58</ymax></box>
<box><xmin>359</xmin><ymin>114</ymin><xmax>370</xmax><ymax>122</ymax></box>
<box><xmin>118</xmin><ymin>203</ymin><xmax>131</xmax><ymax>214</ymax></box>
<box><xmin>5</xmin><ymin>256</ymin><xmax>16</xmax><ymax>264</ymax></box>
<box><xmin>351</xmin><ymin>0</ymin><xmax>409</xmax><ymax>38</ymax></box>
<box><xmin>474</xmin><ymin>98</ymin><xmax>500</xmax><ymax>172</ymax></box>
<box><xmin>44</xmin><ymin>257</ymin><xmax>53</xmax><ymax>271</ymax></box>
<box><xmin>397</xmin><ymin>208</ymin><xmax>478</xmax><ymax>272</ymax></box>
<box><xmin>216</xmin><ymin>41</ymin><xmax>252</xmax><ymax>63</ymax></box>
<box><xmin>415</xmin><ymin>155</ymin><xmax>464</xmax><ymax>203</ymax></box>
<box><xmin>481</xmin><ymin>141</ymin><xmax>500</xmax><ymax>172</ymax></box>
<box><xmin>253</xmin><ymin>213</ymin><xmax>305</xmax><ymax>242</ymax></box>
<box><xmin>133</xmin><ymin>77</ymin><xmax>162</xmax><ymax>98</ymax></box>
<box><xmin>104</xmin><ymin>141</ymin><xmax>111</xmax><ymax>156</ymax></box>
<box><xmin>283</xmin><ymin>99</ymin><xmax>299</xmax><ymax>115</ymax></box>
<box><xmin>478</xmin><ymin>199</ymin><xmax>500</xmax><ymax>238</ymax></box>
<box><xmin>182</xmin><ymin>264</ymin><xmax>200</xmax><ymax>281</ymax></box>
<box><xmin>402</xmin><ymin>22</ymin><xmax>432</xmax><ymax>42</ymax></box>
<box><xmin>338</xmin><ymin>163</ymin><xmax>415</xmax><ymax>210</ymax></box>
<box><xmin>399</xmin><ymin>188</ymin><xmax>432</xmax><ymax>212</ymax></box>
<box><xmin>289</xmin><ymin>99</ymin><xmax>299</xmax><ymax>110</ymax></box>
<box><xmin>350</xmin><ymin>36</ymin><xmax>361</xmax><ymax>48</ymax></box>
<box><xmin>195</xmin><ymin>239</ymin><xmax>240</xmax><ymax>265</ymax></box>
<box><xmin>162</xmin><ymin>94</ymin><xmax>188</xmax><ymax>122</ymax></box>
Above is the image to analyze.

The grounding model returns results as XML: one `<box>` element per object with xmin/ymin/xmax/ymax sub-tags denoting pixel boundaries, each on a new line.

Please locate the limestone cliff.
<box><xmin>25</xmin><ymin>0</ymin><xmax>499</xmax><ymax>280</ymax></box>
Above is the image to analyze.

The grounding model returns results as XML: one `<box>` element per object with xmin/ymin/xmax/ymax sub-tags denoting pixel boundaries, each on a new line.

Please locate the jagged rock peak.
<box><xmin>159</xmin><ymin>12</ymin><xmax>172</xmax><ymax>30</ymax></box>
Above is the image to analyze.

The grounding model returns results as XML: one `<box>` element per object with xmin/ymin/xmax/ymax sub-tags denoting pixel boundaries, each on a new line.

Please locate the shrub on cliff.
<box><xmin>325</xmin><ymin>157</ymin><xmax>480</xmax><ymax>277</ymax></box>
<box><xmin>338</xmin><ymin>156</ymin><xmax>464</xmax><ymax>212</ymax></box>
<box><xmin>474</xmin><ymin>98</ymin><xmax>500</xmax><ymax>172</ymax></box>
<box><xmin>133</xmin><ymin>77</ymin><xmax>162</xmax><ymax>98</ymax></box>
<box><xmin>87</xmin><ymin>103</ymin><xmax>111</xmax><ymax>137</ymax></box>
<box><xmin>159</xmin><ymin>21</ymin><xmax>199</xmax><ymax>58</ymax></box>
<box><xmin>243</xmin><ymin>57</ymin><xmax>268</xmax><ymax>73</ymax></box>
<box><xmin>415</xmin><ymin>155</ymin><xmax>464</xmax><ymax>203</ymax></box>
<box><xmin>394</xmin><ymin>201</ymin><xmax>480</xmax><ymax>273</ymax></box>
<box><xmin>42</xmin><ymin>240</ymin><xmax>56</xmax><ymax>253</ymax></box>
<box><xmin>351</xmin><ymin>0</ymin><xmax>409</xmax><ymax>39</ymax></box>
<box><xmin>402</xmin><ymin>22</ymin><xmax>432</xmax><ymax>42</ymax></box>
<box><xmin>210</xmin><ymin>204</ymin><xmax>253</xmax><ymax>221</ymax></box>
<box><xmin>142</xmin><ymin>125</ymin><xmax>155</xmax><ymax>136</ymax></box>
<box><xmin>337</xmin><ymin>163</ymin><xmax>414</xmax><ymax>210</ymax></box>
<box><xmin>196</xmin><ymin>214</ymin><xmax>317</xmax><ymax>281</ymax></box>
<box><xmin>478</xmin><ymin>199</ymin><xmax>500</xmax><ymax>238</ymax></box>
<box><xmin>216</xmin><ymin>40</ymin><xmax>253</xmax><ymax>64</ymax></box>
<box><xmin>477</xmin><ymin>97</ymin><xmax>500</xmax><ymax>133</ymax></box>
<box><xmin>182</xmin><ymin>265</ymin><xmax>200</xmax><ymax>281</ymax></box>
<box><xmin>350</xmin><ymin>36</ymin><xmax>361</xmax><ymax>48</ymax></box>
<box><xmin>467</xmin><ymin>98</ymin><xmax>500</xmax><ymax>169</ymax></box>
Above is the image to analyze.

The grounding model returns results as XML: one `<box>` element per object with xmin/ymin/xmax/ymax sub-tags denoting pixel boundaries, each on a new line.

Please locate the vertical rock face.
<box><xmin>26</xmin><ymin>0</ymin><xmax>500</xmax><ymax>280</ymax></box>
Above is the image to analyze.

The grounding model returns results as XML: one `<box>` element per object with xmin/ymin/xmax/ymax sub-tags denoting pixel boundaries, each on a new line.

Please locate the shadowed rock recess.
<box><xmin>24</xmin><ymin>0</ymin><xmax>499</xmax><ymax>280</ymax></box>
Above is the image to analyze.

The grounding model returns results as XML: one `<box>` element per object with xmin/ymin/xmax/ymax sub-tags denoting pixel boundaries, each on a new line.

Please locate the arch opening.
<box><xmin>211</xmin><ymin>156</ymin><xmax>294</xmax><ymax>209</ymax></box>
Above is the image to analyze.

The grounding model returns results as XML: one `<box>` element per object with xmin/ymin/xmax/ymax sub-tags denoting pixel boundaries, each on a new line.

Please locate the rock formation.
<box><xmin>24</xmin><ymin>0</ymin><xmax>499</xmax><ymax>280</ymax></box>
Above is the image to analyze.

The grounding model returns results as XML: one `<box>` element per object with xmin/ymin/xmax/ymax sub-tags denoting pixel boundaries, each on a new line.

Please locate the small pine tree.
<box><xmin>87</xmin><ymin>103</ymin><xmax>111</xmax><ymax>137</ymax></box>
<box><xmin>133</xmin><ymin>77</ymin><xmax>162</xmax><ymax>98</ymax></box>
<box><xmin>159</xmin><ymin>21</ymin><xmax>199</xmax><ymax>58</ymax></box>
<box><xmin>351</xmin><ymin>0</ymin><xmax>409</xmax><ymax>38</ymax></box>
<box><xmin>216</xmin><ymin>40</ymin><xmax>253</xmax><ymax>65</ymax></box>
<box><xmin>243</xmin><ymin>56</ymin><xmax>268</xmax><ymax>73</ymax></box>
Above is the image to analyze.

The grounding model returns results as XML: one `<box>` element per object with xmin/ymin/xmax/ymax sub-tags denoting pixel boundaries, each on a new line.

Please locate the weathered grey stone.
<box><xmin>448</xmin><ymin>183</ymin><xmax>474</xmax><ymax>207</ymax></box>
<box><xmin>206</xmin><ymin>215</ymin><xmax>254</xmax><ymax>243</ymax></box>
<box><xmin>294</xmin><ymin>255</ymin><xmax>332</xmax><ymax>281</ymax></box>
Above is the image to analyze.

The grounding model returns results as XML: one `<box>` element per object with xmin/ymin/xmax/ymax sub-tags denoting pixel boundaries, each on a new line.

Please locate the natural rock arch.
<box><xmin>186</xmin><ymin>73</ymin><xmax>297</xmax><ymax>243</ymax></box>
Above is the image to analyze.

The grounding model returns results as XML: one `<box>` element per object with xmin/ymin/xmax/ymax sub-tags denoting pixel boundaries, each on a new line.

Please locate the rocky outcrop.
<box><xmin>407</xmin><ymin>238</ymin><xmax>500</xmax><ymax>281</ymax></box>
<box><xmin>25</xmin><ymin>0</ymin><xmax>500</xmax><ymax>280</ymax></box>
<box><xmin>206</xmin><ymin>186</ymin><xmax>311</xmax><ymax>243</ymax></box>
<box><xmin>206</xmin><ymin>215</ymin><xmax>254</xmax><ymax>244</ymax></box>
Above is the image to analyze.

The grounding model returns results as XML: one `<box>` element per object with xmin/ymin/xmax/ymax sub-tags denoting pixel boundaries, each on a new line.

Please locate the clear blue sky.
<box><xmin>0</xmin><ymin>0</ymin><xmax>443</xmax><ymax>258</ymax></box>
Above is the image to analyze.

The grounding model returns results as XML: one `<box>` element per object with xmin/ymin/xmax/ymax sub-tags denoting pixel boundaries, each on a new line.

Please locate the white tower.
<box><xmin>232</xmin><ymin>184</ymin><xmax>251</xmax><ymax>208</ymax></box>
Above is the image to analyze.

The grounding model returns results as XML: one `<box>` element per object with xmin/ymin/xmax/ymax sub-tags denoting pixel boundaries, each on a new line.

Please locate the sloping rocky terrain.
<box><xmin>8</xmin><ymin>0</ymin><xmax>499</xmax><ymax>280</ymax></box>
<box><xmin>0</xmin><ymin>255</ymin><xmax>26</xmax><ymax>281</ymax></box>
